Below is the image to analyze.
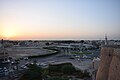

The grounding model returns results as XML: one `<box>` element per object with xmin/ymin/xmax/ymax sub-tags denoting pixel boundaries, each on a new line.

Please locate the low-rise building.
<box><xmin>0</xmin><ymin>43</ymin><xmax>1</xmax><ymax>48</ymax></box>
<box><xmin>57</xmin><ymin>43</ymin><xmax>96</xmax><ymax>52</ymax></box>
<box><xmin>0</xmin><ymin>39</ymin><xmax>9</xmax><ymax>63</ymax></box>
<box><xmin>0</xmin><ymin>48</ymin><xmax>9</xmax><ymax>63</ymax></box>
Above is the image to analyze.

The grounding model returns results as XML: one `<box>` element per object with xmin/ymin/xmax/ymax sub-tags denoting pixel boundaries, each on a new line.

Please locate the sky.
<box><xmin>0</xmin><ymin>0</ymin><xmax>120</xmax><ymax>40</ymax></box>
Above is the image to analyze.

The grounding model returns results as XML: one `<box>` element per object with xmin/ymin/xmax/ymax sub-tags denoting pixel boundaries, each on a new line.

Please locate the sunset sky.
<box><xmin>0</xmin><ymin>0</ymin><xmax>120</xmax><ymax>40</ymax></box>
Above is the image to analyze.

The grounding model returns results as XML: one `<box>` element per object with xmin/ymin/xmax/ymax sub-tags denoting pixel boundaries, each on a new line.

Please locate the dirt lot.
<box><xmin>7</xmin><ymin>47</ymin><xmax>53</xmax><ymax>59</ymax></box>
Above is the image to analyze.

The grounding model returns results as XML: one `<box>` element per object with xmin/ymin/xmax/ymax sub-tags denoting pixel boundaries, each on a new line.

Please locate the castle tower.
<box><xmin>96</xmin><ymin>46</ymin><xmax>120</xmax><ymax>80</ymax></box>
<box><xmin>96</xmin><ymin>47</ymin><xmax>114</xmax><ymax>80</ymax></box>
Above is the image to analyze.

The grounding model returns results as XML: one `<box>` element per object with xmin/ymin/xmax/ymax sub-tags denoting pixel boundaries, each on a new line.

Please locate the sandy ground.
<box><xmin>7</xmin><ymin>47</ymin><xmax>54</xmax><ymax>59</ymax></box>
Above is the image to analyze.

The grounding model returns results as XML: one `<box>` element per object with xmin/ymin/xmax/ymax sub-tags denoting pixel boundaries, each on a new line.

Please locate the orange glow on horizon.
<box><xmin>1</xmin><ymin>26</ymin><xmax>20</xmax><ymax>39</ymax></box>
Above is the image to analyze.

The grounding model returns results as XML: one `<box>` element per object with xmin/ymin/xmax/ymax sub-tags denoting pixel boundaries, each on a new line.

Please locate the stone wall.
<box><xmin>96</xmin><ymin>46</ymin><xmax>120</xmax><ymax>80</ymax></box>
<box><xmin>108</xmin><ymin>48</ymin><xmax>120</xmax><ymax>80</ymax></box>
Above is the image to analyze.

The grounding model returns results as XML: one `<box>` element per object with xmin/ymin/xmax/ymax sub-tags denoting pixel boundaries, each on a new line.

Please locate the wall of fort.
<box><xmin>96</xmin><ymin>45</ymin><xmax>120</xmax><ymax>80</ymax></box>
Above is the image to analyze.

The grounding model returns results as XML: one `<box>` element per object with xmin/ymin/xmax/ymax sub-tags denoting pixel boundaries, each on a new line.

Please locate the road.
<box><xmin>18</xmin><ymin>52</ymin><xmax>93</xmax><ymax>71</ymax></box>
<box><xmin>0</xmin><ymin>49</ymin><xmax>100</xmax><ymax>80</ymax></box>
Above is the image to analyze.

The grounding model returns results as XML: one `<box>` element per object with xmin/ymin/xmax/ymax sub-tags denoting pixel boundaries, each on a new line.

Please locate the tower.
<box><xmin>105</xmin><ymin>34</ymin><xmax>108</xmax><ymax>45</ymax></box>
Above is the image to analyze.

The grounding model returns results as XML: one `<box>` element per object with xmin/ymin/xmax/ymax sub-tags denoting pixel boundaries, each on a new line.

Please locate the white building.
<box><xmin>92</xmin><ymin>57</ymin><xmax>100</xmax><ymax>69</ymax></box>
<box><xmin>91</xmin><ymin>57</ymin><xmax>100</xmax><ymax>80</ymax></box>
<box><xmin>57</xmin><ymin>43</ymin><xmax>96</xmax><ymax>51</ymax></box>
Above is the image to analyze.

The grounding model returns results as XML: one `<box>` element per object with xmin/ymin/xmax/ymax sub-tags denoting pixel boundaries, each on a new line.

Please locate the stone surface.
<box><xmin>96</xmin><ymin>46</ymin><xmax>120</xmax><ymax>80</ymax></box>
<box><xmin>108</xmin><ymin>49</ymin><xmax>120</xmax><ymax>80</ymax></box>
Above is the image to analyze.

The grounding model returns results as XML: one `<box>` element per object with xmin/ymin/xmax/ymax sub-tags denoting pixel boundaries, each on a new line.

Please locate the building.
<box><xmin>0</xmin><ymin>43</ymin><xmax>1</xmax><ymax>48</ymax></box>
<box><xmin>57</xmin><ymin>43</ymin><xmax>96</xmax><ymax>52</ymax></box>
<box><xmin>0</xmin><ymin>48</ymin><xmax>9</xmax><ymax>63</ymax></box>
<box><xmin>92</xmin><ymin>57</ymin><xmax>100</xmax><ymax>70</ymax></box>
<box><xmin>0</xmin><ymin>39</ymin><xmax>9</xmax><ymax>63</ymax></box>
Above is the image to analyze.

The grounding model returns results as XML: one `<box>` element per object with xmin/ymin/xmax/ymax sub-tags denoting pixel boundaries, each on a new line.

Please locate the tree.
<box><xmin>61</xmin><ymin>64</ymin><xmax>76</xmax><ymax>74</ymax></box>
<box><xmin>45</xmin><ymin>42</ymin><xmax>50</xmax><ymax>46</ymax></box>
<box><xmin>47</xmin><ymin>77</ymin><xmax>69</xmax><ymax>80</ymax></box>
<box><xmin>80</xmin><ymin>40</ymin><xmax>84</xmax><ymax>43</ymax></box>
<box><xmin>20</xmin><ymin>64</ymin><xmax>42</xmax><ymax>80</ymax></box>
<box><xmin>48</xmin><ymin>66</ymin><xmax>60</xmax><ymax>73</ymax></box>
<box><xmin>42</xmin><ymin>68</ymin><xmax>49</xmax><ymax>79</ymax></box>
<box><xmin>80</xmin><ymin>70</ymin><xmax>90</xmax><ymax>79</ymax></box>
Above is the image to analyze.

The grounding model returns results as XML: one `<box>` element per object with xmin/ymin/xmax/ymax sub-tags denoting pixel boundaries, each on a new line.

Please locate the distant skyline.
<box><xmin>0</xmin><ymin>0</ymin><xmax>120</xmax><ymax>40</ymax></box>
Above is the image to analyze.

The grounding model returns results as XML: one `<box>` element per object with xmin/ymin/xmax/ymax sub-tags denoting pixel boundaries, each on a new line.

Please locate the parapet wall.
<box><xmin>96</xmin><ymin>46</ymin><xmax>120</xmax><ymax>80</ymax></box>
